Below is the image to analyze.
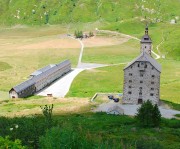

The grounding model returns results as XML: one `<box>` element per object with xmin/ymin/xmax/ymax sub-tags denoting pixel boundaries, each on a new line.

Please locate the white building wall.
<box><xmin>141</xmin><ymin>43</ymin><xmax>151</xmax><ymax>55</ymax></box>
<box><xmin>123</xmin><ymin>61</ymin><xmax>160</xmax><ymax>104</ymax></box>
<box><xmin>9</xmin><ymin>90</ymin><xmax>18</xmax><ymax>98</ymax></box>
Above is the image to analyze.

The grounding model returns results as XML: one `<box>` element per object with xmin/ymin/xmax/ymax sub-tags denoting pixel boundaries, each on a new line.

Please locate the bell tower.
<box><xmin>140</xmin><ymin>25</ymin><xmax>152</xmax><ymax>55</ymax></box>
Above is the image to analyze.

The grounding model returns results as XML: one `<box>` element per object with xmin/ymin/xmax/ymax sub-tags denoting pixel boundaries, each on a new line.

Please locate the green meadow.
<box><xmin>0</xmin><ymin>0</ymin><xmax>179</xmax><ymax>148</ymax></box>
<box><xmin>82</xmin><ymin>39</ymin><xmax>139</xmax><ymax>64</ymax></box>
<box><xmin>67</xmin><ymin>59</ymin><xmax>180</xmax><ymax>104</ymax></box>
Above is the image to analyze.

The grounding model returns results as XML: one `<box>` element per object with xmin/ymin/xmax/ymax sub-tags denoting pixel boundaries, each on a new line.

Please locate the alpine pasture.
<box><xmin>0</xmin><ymin>0</ymin><xmax>179</xmax><ymax>148</ymax></box>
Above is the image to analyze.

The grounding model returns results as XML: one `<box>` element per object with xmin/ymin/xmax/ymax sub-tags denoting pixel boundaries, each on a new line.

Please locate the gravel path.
<box><xmin>98</xmin><ymin>29</ymin><xmax>161</xmax><ymax>59</ymax></box>
<box><xmin>93</xmin><ymin>101</ymin><xmax>180</xmax><ymax>119</ymax></box>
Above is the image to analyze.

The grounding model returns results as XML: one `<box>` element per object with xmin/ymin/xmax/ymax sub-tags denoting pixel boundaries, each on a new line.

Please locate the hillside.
<box><xmin>0</xmin><ymin>0</ymin><xmax>179</xmax><ymax>25</ymax></box>
<box><xmin>0</xmin><ymin>0</ymin><xmax>179</xmax><ymax>60</ymax></box>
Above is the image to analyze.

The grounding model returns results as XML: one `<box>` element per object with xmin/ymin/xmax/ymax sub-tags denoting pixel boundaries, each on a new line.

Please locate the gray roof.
<box><xmin>141</xmin><ymin>34</ymin><xmax>152</xmax><ymax>43</ymax></box>
<box><xmin>30</xmin><ymin>64</ymin><xmax>56</xmax><ymax>76</ymax></box>
<box><xmin>124</xmin><ymin>52</ymin><xmax>161</xmax><ymax>72</ymax></box>
<box><xmin>10</xmin><ymin>60</ymin><xmax>71</xmax><ymax>93</ymax></box>
<box><xmin>11</xmin><ymin>79</ymin><xmax>35</xmax><ymax>93</ymax></box>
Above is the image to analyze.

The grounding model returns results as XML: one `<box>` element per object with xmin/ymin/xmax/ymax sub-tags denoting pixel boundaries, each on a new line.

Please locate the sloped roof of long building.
<box><xmin>30</xmin><ymin>64</ymin><xmax>56</xmax><ymax>76</ymax></box>
<box><xmin>10</xmin><ymin>60</ymin><xmax>71</xmax><ymax>93</ymax></box>
<box><xmin>124</xmin><ymin>52</ymin><xmax>161</xmax><ymax>72</ymax></box>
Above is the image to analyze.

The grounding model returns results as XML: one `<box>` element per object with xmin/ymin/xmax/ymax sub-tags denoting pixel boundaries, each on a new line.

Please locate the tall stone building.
<box><xmin>122</xmin><ymin>26</ymin><xmax>161</xmax><ymax>104</ymax></box>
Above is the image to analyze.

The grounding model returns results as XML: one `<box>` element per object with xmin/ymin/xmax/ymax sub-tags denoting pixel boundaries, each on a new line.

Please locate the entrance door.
<box><xmin>138</xmin><ymin>99</ymin><xmax>143</xmax><ymax>104</ymax></box>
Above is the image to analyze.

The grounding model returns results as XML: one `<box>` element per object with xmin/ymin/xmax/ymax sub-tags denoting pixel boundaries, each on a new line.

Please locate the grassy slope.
<box><xmin>0</xmin><ymin>0</ymin><xmax>179</xmax><ymax>25</ymax></box>
<box><xmin>1</xmin><ymin>113</ymin><xmax>180</xmax><ymax>148</ymax></box>
<box><xmin>0</xmin><ymin>0</ymin><xmax>179</xmax><ymax>60</ymax></box>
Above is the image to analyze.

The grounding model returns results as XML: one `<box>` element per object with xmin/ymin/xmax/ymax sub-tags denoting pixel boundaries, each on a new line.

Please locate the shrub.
<box><xmin>39</xmin><ymin>126</ymin><xmax>87</xmax><ymax>149</ymax></box>
<box><xmin>74</xmin><ymin>30</ymin><xmax>83</xmax><ymax>38</ymax></box>
<box><xmin>0</xmin><ymin>136</ymin><xmax>26</xmax><ymax>149</ymax></box>
<box><xmin>136</xmin><ymin>137</ymin><xmax>163</xmax><ymax>149</ymax></box>
<box><xmin>89</xmin><ymin>31</ymin><xmax>94</xmax><ymax>37</ymax></box>
<box><xmin>136</xmin><ymin>100</ymin><xmax>161</xmax><ymax>127</ymax></box>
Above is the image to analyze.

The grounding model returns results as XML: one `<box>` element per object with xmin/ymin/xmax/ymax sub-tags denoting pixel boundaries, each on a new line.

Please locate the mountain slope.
<box><xmin>0</xmin><ymin>0</ymin><xmax>179</xmax><ymax>60</ymax></box>
<box><xmin>0</xmin><ymin>0</ymin><xmax>179</xmax><ymax>25</ymax></box>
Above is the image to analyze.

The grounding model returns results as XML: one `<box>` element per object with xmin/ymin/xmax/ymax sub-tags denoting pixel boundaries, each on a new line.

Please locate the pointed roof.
<box><xmin>124</xmin><ymin>52</ymin><xmax>161</xmax><ymax>72</ymax></box>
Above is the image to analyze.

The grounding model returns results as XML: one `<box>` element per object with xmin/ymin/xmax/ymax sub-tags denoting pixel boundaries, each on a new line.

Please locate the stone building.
<box><xmin>122</xmin><ymin>26</ymin><xmax>161</xmax><ymax>104</ymax></box>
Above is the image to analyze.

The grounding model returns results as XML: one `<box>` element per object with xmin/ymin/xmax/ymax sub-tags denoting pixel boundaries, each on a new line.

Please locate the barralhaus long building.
<box><xmin>9</xmin><ymin>60</ymin><xmax>71</xmax><ymax>98</ymax></box>
<box><xmin>122</xmin><ymin>26</ymin><xmax>161</xmax><ymax>105</ymax></box>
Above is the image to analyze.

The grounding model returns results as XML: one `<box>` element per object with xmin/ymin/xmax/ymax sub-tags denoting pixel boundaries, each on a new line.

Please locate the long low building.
<box><xmin>9</xmin><ymin>60</ymin><xmax>71</xmax><ymax>98</ymax></box>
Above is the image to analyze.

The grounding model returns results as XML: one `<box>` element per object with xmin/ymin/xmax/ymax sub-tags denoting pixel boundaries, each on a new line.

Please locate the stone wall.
<box><xmin>123</xmin><ymin>61</ymin><xmax>160</xmax><ymax>104</ymax></box>
<box><xmin>141</xmin><ymin>43</ymin><xmax>152</xmax><ymax>55</ymax></box>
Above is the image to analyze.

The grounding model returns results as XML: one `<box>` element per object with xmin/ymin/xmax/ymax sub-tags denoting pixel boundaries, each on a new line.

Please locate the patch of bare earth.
<box><xmin>19</xmin><ymin>38</ymin><xmax>81</xmax><ymax>50</ymax></box>
<box><xmin>83</xmin><ymin>36</ymin><xmax>130</xmax><ymax>47</ymax></box>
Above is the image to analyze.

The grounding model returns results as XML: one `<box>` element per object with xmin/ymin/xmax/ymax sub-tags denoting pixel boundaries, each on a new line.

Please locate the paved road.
<box><xmin>37</xmin><ymin>68</ymin><xmax>84</xmax><ymax>97</ymax></box>
<box><xmin>93</xmin><ymin>101</ymin><xmax>180</xmax><ymax>119</ymax></box>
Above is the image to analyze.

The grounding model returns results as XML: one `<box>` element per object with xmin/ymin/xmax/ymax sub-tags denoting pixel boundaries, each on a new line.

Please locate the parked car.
<box><xmin>108</xmin><ymin>95</ymin><xmax>114</xmax><ymax>100</ymax></box>
<box><xmin>113</xmin><ymin>98</ymin><xmax>119</xmax><ymax>103</ymax></box>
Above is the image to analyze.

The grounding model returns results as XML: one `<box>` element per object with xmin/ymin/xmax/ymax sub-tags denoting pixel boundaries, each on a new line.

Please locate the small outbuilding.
<box><xmin>107</xmin><ymin>105</ymin><xmax>124</xmax><ymax>115</ymax></box>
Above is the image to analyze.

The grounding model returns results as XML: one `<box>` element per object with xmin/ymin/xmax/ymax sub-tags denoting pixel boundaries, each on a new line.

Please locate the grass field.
<box><xmin>67</xmin><ymin>65</ymin><xmax>124</xmax><ymax>98</ymax></box>
<box><xmin>0</xmin><ymin>26</ymin><xmax>81</xmax><ymax>92</ymax></box>
<box><xmin>82</xmin><ymin>39</ymin><xmax>139</xmax><ymax>64</ymax></box>
<box><xmin>68</xmin><ymin>59</ymin><xmax>180</xmax><ymax>104</ymax></box>
<box><xmin>102</xmin><ymin>22</ymin><xmax>180</xmax><ymax>60</ymax></box>
<box><xmin>0</xmin><ymin>97</ymin><xmax>91</xmax><ymax>117</ymax></box>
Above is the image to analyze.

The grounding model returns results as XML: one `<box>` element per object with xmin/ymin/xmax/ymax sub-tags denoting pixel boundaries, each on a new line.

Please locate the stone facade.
<box><xmin>122</xmin><ymin>26</ymin><xmax>161</xmax><ymax>105</ymax></box>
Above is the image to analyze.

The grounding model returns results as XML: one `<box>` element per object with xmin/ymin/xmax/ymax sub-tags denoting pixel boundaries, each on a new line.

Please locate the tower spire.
<box><xmin>145</xmin><ymin>24</ymin><xmax>148</xmax><ymax>35</ymax></box>
<box><xmin>140</xmin><ymin>25</ymin><xmax>152</xmax><ymax>55</ymax></box>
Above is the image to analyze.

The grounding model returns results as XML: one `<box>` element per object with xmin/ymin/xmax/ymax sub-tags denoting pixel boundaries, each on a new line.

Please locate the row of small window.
<box><xmin>129</xmin><ymin>73</ymin><xmax>155</xmax><ymax>78</ymax></box>
<box><xmin>129</xmin><ymin>80</ymin><xmax>155</xmax><ymax>84</ymax></box>
<box><xmin>19</xmin><ymin>86</ymin><xmax>35</xmax><ymax>95</ymax></box>
<box><xmin>130</xmin><ymin>63</ymin><xmax>154</xmax><ymax>69</ymax></box>
<box><xmin>128</xmin><ymin>91</ymin><xmax>154</xmax><ymax>96</ymax></box>
<box><xmin>128</xmin><ymin>86</ymin><xmax>154</xmax><ymax>90</ymax></box>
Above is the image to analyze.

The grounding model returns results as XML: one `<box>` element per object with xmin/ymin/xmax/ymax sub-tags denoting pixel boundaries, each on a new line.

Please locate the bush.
<box><xmin>136</xmin><ymin>137</ymin><xmax>163</xmax><ymax>149</ymax></box>
<box><xmin>136</xmin><ymin>100</ymin><xmax>161</xmax><ymax>127</ymax></box>
<box><xmin>74</xmin><ymin>30</ymin><xmax>83</xmax><ymax>38</ymax></box>
<box><xmin>0</xmin><ymin>136</ymin><xmax>26</xmax><ymax>149</ymax></box>
<box><xmin>39</xmin><ymin>126</ymin><xmax>88</xmax><ymax>149</ymax></box>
